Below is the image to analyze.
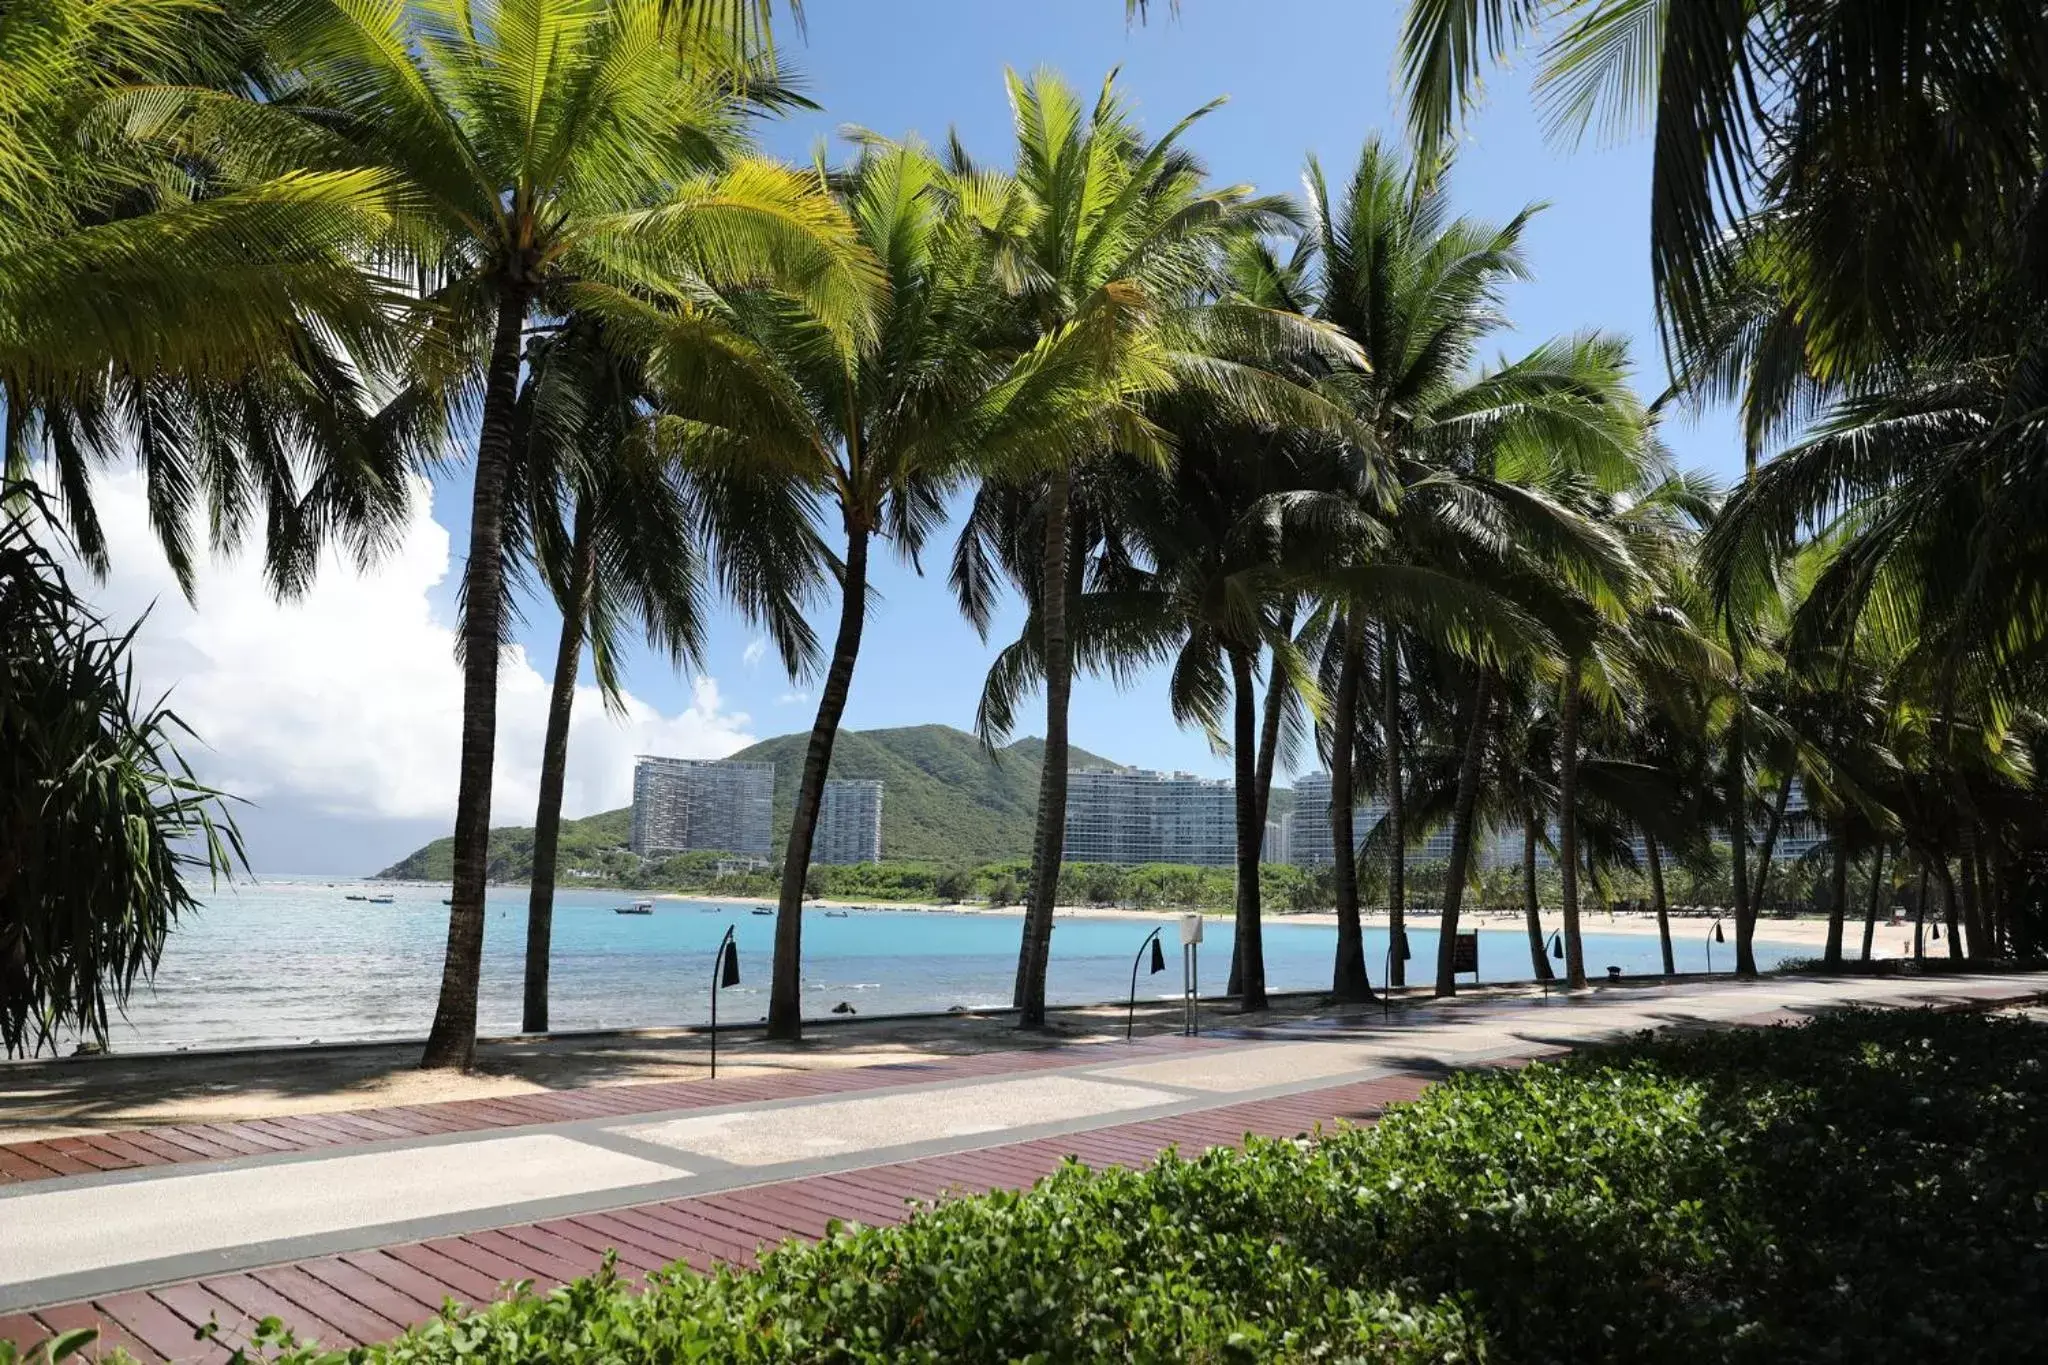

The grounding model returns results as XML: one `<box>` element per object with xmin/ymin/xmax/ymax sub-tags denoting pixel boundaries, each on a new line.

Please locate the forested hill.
<box><xmin>375</xmin><ymin>724</ymin><xmax>1135</xmax><ymax>879</ymax></box>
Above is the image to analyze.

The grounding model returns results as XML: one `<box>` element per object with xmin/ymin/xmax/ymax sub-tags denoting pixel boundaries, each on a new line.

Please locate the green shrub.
<box><xmin>56</xmin><ymin>1008</ymin><xmax>2045</xmax><ymax>1364</ymax></box>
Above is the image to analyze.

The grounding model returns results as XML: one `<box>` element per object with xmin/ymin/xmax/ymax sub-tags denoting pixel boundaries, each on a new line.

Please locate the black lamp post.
<box><xmin>1541</xmin><ymin>929</ymin><xmax>1564</xmax><ymax>997</ymax></box>
<box><xmin>1126</xmin><ymin>927</ymin><xmax>1167</xmax><ymax>1041</ymax></box>
<box><xmin>709</xmin><ymin>925</ymin><xmax>740</xmax><ymax>1079</ymax></box>
<box><xmin>1705</xmin><ymin>917</ymin><xmax>1726</xmax><ymax>974</ymax></box>
<box><xmin>1382</xmin><ymin>930</ymin><xmax>1410</xmax><ymax>1022</ymax></box>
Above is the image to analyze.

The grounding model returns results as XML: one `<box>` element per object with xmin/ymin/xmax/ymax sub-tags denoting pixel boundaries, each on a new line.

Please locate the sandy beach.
<box><xmin>652</xmin><ymin>889</ymin><xmax>1903</xmax><ymax>957</ymax></box>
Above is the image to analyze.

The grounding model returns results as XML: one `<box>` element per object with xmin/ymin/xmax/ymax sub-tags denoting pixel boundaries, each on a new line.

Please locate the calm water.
<box><xmin>93</xmin><ymin>880</ymin><xmax>1804</xmax><ymax>1053</ymax></box>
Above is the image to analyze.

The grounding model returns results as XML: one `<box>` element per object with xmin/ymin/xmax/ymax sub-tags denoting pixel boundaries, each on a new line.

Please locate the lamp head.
<box><xmin>1148</xmin><ymin>936</ymin><xmax>1166</xmax><ymax>974</ymax></box>
<box><xmin>720</xmin><ymin>941</ymin><xmax>741</xmax><ymax>988</ymax></box>
<box><xmin>1396</xmin><ymin>930</ymin><xmax>1412</xmax><ymax>962</ymax></box>
<box><xmin>1550</xmin><ymin>934</ymin><xmax>1564</xmax><ymax>960</ymax></box>
<box><xmin>1713</xmin><ymin>921</ymin><xmax>1725</xmax><ymax>943</ymax></box>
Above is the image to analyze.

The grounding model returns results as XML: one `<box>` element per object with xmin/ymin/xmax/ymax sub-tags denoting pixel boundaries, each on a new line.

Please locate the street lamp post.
<box><xmin>1542</xmin><ymin>930</ymin><xmax>1564</xmax><ymax>997</ymax></box>
<box><xmin>1126</xmin><ymin>927</ymin><xmax>1167</xmax><ymax>1041</ymax></box>
<box><xmin>1382</xmin><ymin>930</ymin><xmax>1410</xmax><ymax>1022</ymax></box>
<box><xmin>1704</xmin><ymin>917</ymin><xmax>1725</xmax><ymax>974</ymax></box>
<box><xmin>710</xmin><ymin>925</ymin><xmax>740</xmax><ymax>1079</ymax></box>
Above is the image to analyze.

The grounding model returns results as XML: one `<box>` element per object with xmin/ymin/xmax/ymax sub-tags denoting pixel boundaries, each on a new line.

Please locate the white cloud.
<box><xmin>777</xmin><ymin>690</ymin><xmax>811</xmax><ymax>706</ymax></box>
<box><xmin>741</xmin><ymin>636</ymin><xmax>768</xmax><ymax>668</ymax></box>
<box><xmin>70</xmin><ymin>470</ymin><xmax>756</xmax><ymax>827</ymax></box>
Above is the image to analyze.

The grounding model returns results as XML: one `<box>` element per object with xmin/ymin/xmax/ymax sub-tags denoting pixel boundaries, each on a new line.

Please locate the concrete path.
<box><xmin>3</xmin><ymin>972</ymin><xmax>2040</xmax><ymax>1361</ymax></box>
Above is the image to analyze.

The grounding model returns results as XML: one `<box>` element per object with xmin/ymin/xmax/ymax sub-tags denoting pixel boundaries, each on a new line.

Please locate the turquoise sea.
<box><xmin>97</xmin><ymin>879</ymin><xmax>1803</xmax><ymax>1053</ymax></box>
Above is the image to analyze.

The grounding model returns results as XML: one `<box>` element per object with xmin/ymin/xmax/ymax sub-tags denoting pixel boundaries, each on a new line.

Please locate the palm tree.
<box><xmin>696</xmin><ymin>136</ymin><xmax>1093</xmax><ymax>1041</ymax></box>
<box><xmin>260</xmin><ymin>0</ymin><xmax>879</xmax><ymax>1068</ymax></box>
<box><xmin>509</xmin><ymin>323</ymin><xmax>819</xmax><ymax>1034</ymax></box>
<box><xmin>955</xmin><ymin>69</ymin><xmax>1335</xmax><ymax>1028</ymax></box>
<box><xmin>3</xmin><ymin>0</ymin><xmax>418</xmax><ymax>594</ymax></box>
<box><xmin>1279</xmin><ymin>141</ymin><xmax>1650</xmax><ymax>995</ymax></box>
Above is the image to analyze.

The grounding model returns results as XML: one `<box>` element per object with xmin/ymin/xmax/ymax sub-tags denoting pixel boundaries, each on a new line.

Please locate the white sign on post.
<box><xmin>1178</xmin><ymin>913</ymin><xmax>1204</xmax><ymax>946</ymax></box>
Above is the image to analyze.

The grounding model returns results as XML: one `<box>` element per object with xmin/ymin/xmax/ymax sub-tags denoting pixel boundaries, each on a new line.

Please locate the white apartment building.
<box><xmin>813</xmin><ymin>779</ymin><xmax>884</xmax><ymax>865</ymax></box>
<box><xmin>630</xmin><ymin>756</ymin><xmax>775</xmax><ymax>859</ymax></box>
<box><xmin>1064</xmin><ymin>768</ymin><xmax>1236</xmax><ymax>866</ymax></box>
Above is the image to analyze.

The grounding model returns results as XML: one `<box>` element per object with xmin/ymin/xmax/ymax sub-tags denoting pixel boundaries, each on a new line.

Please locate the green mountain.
<box><xmin>375</xmin><ymin>724</ymin><xmax>1128</xmax><ymax>880</ymax></box>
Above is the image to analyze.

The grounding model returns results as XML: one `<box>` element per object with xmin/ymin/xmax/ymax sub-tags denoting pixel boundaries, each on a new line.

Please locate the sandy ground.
<box><xmin>1</xmin><ymin>993</ymin><xmax>1410</xmax><ymax>1144</ymax></box>
<box><xmin>655</xmin><ymin>889</ymin><xmax>1902</xmax><ymax>956</ymax></box>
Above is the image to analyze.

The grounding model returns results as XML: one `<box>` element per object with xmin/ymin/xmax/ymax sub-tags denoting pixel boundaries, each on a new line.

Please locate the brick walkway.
<box><xmin>0</xmin><ymin>1069</ymin><xmax>1449</xmax><ymax>1363</ymax></box>
<box><xmin>3</xmin><ymin>973</ymin><xmax>2040</xmax><ymax>1364</ymax></box>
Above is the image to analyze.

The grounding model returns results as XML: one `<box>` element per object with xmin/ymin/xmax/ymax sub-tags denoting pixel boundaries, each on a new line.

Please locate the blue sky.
<box><xmin>437</xmin><ymin>2</ymin><xmax>1743</xmax><ymax>796</ymax></box>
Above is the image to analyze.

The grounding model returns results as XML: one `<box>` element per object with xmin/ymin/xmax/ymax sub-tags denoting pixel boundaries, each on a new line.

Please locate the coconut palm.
<box><xmin>952</xmin><ymin>68</ymin><xmax>1354</xmax><ymax>1027</ymax></box>
<box><xmin>2</xmin><ymin>0</ymin><xmax>421</xmax><ymax>594</ymax></box>
<box><xmin>686</xmin><ymin>135</ymin><xmax>1108</xmax><ymax>1042</ymax></box>
<box><xmin>252</xmin><ymin>0</ymin><xmax>879</xmax><ymax>1068</ymax></box>
<box><xmin>508</xmin><ymin>322</ymin><xmax>820</xmax><ymax>1034</ymax></box>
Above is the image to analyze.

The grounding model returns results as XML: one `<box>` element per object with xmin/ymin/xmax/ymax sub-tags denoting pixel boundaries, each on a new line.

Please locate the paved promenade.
<box><xmin>4</xmin><ymin>972</ymin><xmax>2041</xmax><ymax>1362</ymax></box>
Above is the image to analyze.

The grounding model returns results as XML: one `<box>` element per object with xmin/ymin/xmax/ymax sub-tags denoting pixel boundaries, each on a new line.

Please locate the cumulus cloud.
<box><xmin>776</xmin><ymin>690</ymin><xmax>811</xmax><ymax>706</ymax></box>
<box><xmin>70</xmin><ymin>470</ymin><xmax>756</xmax><ymax>830</ymax></box>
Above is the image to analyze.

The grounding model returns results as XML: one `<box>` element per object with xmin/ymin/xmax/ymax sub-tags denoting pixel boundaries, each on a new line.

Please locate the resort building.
<box><xmin>629</xmin><ymin>755</ymin><xmax>775</xmax><ymax>859</ymax></box>
<box><xmin>1064</xmin><ymin>768</ymin><xmax>1236</xmax><ymax>866</ymax></box>
<box><xmin>1289</xmin><ymin>772</ymin><xmax>1511</xmax><ymax>870</ymax></box>
<box><xmin>813</xmin><ymin>779</ymin><xmax>884</xmax><ymax>865</ymax></box>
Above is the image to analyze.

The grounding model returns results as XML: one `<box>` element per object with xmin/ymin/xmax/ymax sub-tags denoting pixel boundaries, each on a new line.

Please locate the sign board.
<box><xmin>1450</xmin><ymin>931</ymin><xmax>1479</xmax><ymax>975</ymax></box>
<box><xmin>1179</xmin><ymin>913</ymin><xmax>1205</xmax><ymax>946</ymax></box>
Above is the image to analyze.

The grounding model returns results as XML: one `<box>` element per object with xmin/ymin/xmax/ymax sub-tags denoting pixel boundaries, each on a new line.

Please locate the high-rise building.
<box><xmin>813</xmin><ymin>779</ymin><xmax>883</xmax><ymax>865</ymax></box>
<box><xmin>1065</xmin><ymin>769</ymin><xmax>1235</xmax><ymax>866</ymax></box>
<box><xmin>1289</xmin><ymin>772</ymin><xmax>1509</xmax><ymax>870</ymax></box>
<box><xmin>630</xmin><ymin>756</ymin><xmax>774</xmax><ymax>859</ymax></box>
<box><xmin>1262</xmin><ymin>817</ymin><xmax>1289</xmax><ymax>864</ymax></box>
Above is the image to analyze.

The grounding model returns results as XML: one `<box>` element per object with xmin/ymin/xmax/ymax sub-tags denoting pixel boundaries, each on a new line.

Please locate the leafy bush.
<box><xmin>54</xmin><ymin>1008</ymin><xmax>2044</xmax><ymax>1363</ymax></box>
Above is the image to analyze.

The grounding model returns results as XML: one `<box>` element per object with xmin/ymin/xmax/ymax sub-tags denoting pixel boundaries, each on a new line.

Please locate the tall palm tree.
<box><xmin>699</xmin><ymin>136</ymin><xmax>1099</xmax><ymax>1041</ymax></box>
<box><xmin>1281</xmin><ymin>141</ymin><xmax>1647</xmax><ymax>995</ymax></box>
<box><xmin>260</xmin><ymin>0</ymin><xmax>879</xmax><ymax>1068</ymax></box>
<box><xmin>509</xmin><ymin>324</ymin><xmax>819</xmax><ymax>1034</ymax></box>
<box><xmin>955</xmin><ymin>69</ymin><xmax>1331</xmax><ymax>1028</ymax></box>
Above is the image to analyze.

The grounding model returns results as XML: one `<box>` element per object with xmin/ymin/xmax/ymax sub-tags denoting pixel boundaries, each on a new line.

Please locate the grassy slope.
<box><xmin>376</xmin><ymin>724</ymin><xmax>1125</xmax><ymax>879</ymax></box>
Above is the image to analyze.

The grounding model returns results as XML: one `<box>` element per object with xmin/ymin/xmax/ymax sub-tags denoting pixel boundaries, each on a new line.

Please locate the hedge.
<box><xmin>16</xmin><ymin>1006</ymin><xmax>2044</xmax><ymax>1364</ymax></box>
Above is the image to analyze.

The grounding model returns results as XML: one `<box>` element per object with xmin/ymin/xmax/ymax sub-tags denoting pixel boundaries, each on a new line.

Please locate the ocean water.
<box><xmin>89</xmin><ymin>879</ymin><xmax>1803</xmax><ymax>1053</ymax></box>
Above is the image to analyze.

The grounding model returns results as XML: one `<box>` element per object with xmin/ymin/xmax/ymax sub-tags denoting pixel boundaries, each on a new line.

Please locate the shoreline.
<box><xmin>283</xmin><ymin>875</ymin><xmax>1893</xmax><ymax>957</ymax></box>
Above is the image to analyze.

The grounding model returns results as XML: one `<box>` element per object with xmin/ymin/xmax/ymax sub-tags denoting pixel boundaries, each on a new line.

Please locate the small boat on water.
<box><xmin>613</xmin><ymin>899</ymin><xmax>655</xmax><ymax>915</ymax></box>
<box><xmin>344</xmin><ymin>894</ymin><xmax>366</xmax><ymax>902</ymax></box>
<box><xmin>823</xmin><ymin>909</ymin><xmax>849</xmax><ymax>918</ymax></box>
<box><xmin>366</xmin><ymin>895</ymin><xmax>395</xmax><ymax>904</ymax></box>
<box><xmin>750</xmin><ymin>907</ymin><xmax>774</xmax><ymax>916</ymax></box>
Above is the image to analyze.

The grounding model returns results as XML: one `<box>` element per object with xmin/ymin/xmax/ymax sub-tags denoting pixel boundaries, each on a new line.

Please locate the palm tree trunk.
<box><xmin>1523</xmin><ymin>817</ymin><xmax>1553</xmax><ymax>981</ymax></box>
<box><xmin>1328</xmin><ymin>614</ymin><xmax>1370</xmax><ymax>1001</ymax></box>
<box><xmin>1728</xmin><ymin>708</ymin><xmax>1756</xmax><ymax>977</ymax></box>
<box><xmin>1556</xmin><ymin>659</ymin><xmax>1587</xmax><ymax>989</ymax></box>
<box><xmin>1936</xmin><ymin>857</ymin><xmax>1964</xmax><ymax>960</ymax></box>
<box><xmin>1646</xmin><ymin>830</ymin><xmax>1675</xmax><ymax>975</ymax></box>
<box><xmin>1432</xmin><ymin>673</ymin><xmax>1491</xmax><ymax>997</ymax></box>
<box><xmin>1823</xmin><ymin>820</ymin><xmax>1848</xmax><ymax>970</ymax></box>
<box><xmin>1229</xmin><ymin>647</ymin><xmax>1267</xmax><ymax>1011</ymax></box>
<box><xmin>1381</xmin><ymin>622</ymin><xmax>1406</xmax><ymax>989</ymax></box>
<box><xmin>1749</xmin><ymin>780</ymin><xmax>1793</xmax><ymax>919</ymax></box>
<box><xmin>769</xmin><ymin>518</ymin><xmax>870</xmax><ymax>1042</ymax></box>
<box><xmin>1230</xmin><ymin>605</ymin><xmax>1293</xmax><ymax>996</ymax></box>
<box><xmin>1016</xmin><ymin>468</ymin><xmax>1073</xmax><ymax>1028</ymax></box>
<box><xmin>520</xmin><ymin>498</ymin><xmax>593</xmax><ymax>1035</ymax></box>
<box><xmin>1913</xmin><ymin>858</ymin><xmax>1930</xmax><ymax>959</ymax></box>
<box><xmin>423</xmin><ymin>284</ymin><xmax>528</xmax><ymax>1071</ymax></box>
<box><xmin>1253</xmin><ymin>604</ymin><xmax>1294</xmax><ymax>826</ymax></box>
<box><xmin>1859</xmin><ymin>844</ymin><xmax>1887</xmax><ymax>962</ymax></box>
